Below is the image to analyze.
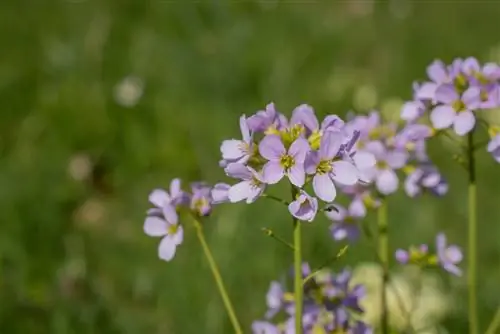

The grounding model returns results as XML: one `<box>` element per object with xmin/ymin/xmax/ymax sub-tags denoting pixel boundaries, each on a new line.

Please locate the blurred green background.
<box><xmin>1</xmin><ymin>1</ymin><xmax>500</xmax><ymax>333</ymax></box>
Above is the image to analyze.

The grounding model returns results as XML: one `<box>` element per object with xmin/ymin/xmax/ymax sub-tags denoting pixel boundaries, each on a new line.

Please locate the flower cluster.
<box><xmin>217</xmin><ymin>103</ymin><xmax>376</xmax><ymax>221</ymax></box>
<box><xmin>252</xmin><ymin>264</ymin><xmax>372</xmax><ymax>334</ymax></box>
<box><xmin>395</xmin><ymin>233</ymin><xmax>463</xmax><ymax>276</ymax></box>
<box><xmin>144</xmin><ymin>179</ymin><xmax>216</xmax><ymax>261</ymax></box>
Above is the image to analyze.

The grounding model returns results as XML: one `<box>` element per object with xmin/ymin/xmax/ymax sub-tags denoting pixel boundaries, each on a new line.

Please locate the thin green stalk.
<box><xmin>291</xmin><ymin>185</ymin><xmax>303</xmax><ymax>334</ymax></box>
<box><xmin>467</xmin><ymin>131</ymin><xmax>478</xmax><ymax>334</ymax></box>
<box><xmin>485</xmin><ymin>307</ymin><xmax>500</xmax><ymax>334</ymax></box>
<box><xmin>261</xmin><ymin>227</ymin><xmax>294</xmax><ymax>250</ymax></box>
<box><xmin>193</xmin><ymin>219</ymin><xmax>243</xmax><ymax>334</ymax></box>
<box><xmin>377</xmin><ymin>201</ymin><xmax>389</xmax><ymax>334</ymax></box>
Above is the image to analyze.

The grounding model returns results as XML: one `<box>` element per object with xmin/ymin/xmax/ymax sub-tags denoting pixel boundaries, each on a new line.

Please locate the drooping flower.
<box><xmin>404</xmin><ymin>164</ymin><xmax>448</xmax><ymax>198</ymax></box>
<box><xmin>220</xmin><ymin>115</ymin><xmax>253</xmax><ymax>166</ymax></box>
<box><xmin>436</xmin><ymin>233</ymin><xmax>463</xmax><ymax>276</ymax></box>
<box><xmin>259</xmin><ymin>135</ymin><xmax>310</xmax><ymax>187</ymax></box>
<box><xmin>307</xmin><ymin>131</ymin><xmax>360</xmax><ymax>202</ymax></box>
<box><xmin>143</xmin><ymin>204</ymin><xmax>183</xmax><ymax>262</ymax></box>
<box><xmin>326</xmin><ymin>201</ymin><xmax>365</xmax><ymax>242</ymax></box>
<box><xmin>190</xmin><ymin>182</ymin><xmax>213</xmax><ymax>216</ymax></box>
<box><xmin>288</xmin><ymin>190</ymin><xmax>318</xmax><ymax>222</ymax></box>
<box><xmin>225</xmin><ymin>163</ymin><xmax>266</xmax><ymax>203</ymax></box>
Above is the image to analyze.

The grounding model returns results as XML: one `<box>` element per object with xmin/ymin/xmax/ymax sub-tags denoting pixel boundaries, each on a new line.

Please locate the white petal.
<box><xmin>158</xmin><ymin>236</ymin><xmax>177</xmax><ymax>261</ymax></box>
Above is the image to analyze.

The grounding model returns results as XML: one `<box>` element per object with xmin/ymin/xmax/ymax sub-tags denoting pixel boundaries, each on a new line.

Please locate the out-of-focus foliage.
<box><xmin>1</xmin><ymin>1</ymin><xmax>500</xmax><ymax>333</ymax></box>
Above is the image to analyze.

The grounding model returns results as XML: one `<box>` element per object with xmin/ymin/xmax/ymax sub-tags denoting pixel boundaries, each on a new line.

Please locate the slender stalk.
<box><xmin>291</xmin><ymin>185</ymin><xmax>303</xmax><ymax>334</ymax></box>
<box><xmin>377</xmin><ymin>201</ymin><xmax>389</xmax><ymax>334</ymax></box>
<box><xmin>485</xmin><ymin>307</ymin><xmax>500</xmax><ymax>334</ymax></box>
<box><xmin>302</xmin><ymin>246</ymin><xmax>349</xmax><ymax>286</ymax></box>
<box><xmin>467</xmin><ymin>131</ymin><xmax>478</xmax><ymax>334</ymax></box>
<box><xmin>193</xmin><ymin>219</ymin><xmax>243</xmax><ymax>334</ymax></box>
<box><xmin>261</xmin><ymin>227</ymin><xmax>294</xmax><ymax>250</ymax></box>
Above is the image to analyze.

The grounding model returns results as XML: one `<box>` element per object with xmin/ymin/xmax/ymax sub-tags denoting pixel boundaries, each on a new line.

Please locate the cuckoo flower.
<box><xmin>224</xmin><ymin>163</ymin><xmax>266</xmax><ymax>203</ymax></box>
<box><xmin>210</xmin><ymin>183</ymin><xmax>231</xmax><ymax>204</ymax></box>
<box><xmin>259</xmin><ymin>135</ymin><xmax>309</xmax><ymax>187</ymax></box>
<box><xmin>307</xmin><ymin>131</ymin><xmax>359</xmax><ymax>202</ymax></box>
<box><xmin>487</xmin><ymin>133</ymin><xmax>500</xmax><ymax>163</ymax></box>
<box><xmin>430</xmin><ymin>84</ymin><xmax>481</xmax><ymax>135</ymax></box>
<box><xmin>395</xmin><ymin>244</ymin><xmax>430</xmax><ymax>265</ymax></box>
<box><xmin>265</xmin><ymin>281</ymin><xmax>284</xmax><ymax>319</ymax></box>
<box><xmin>220</xmin><ymin>115</ymin><xmax>253</xmax><ymax>166</ymax></box>
<box><xmin>143</xmin><ymin>204</ymin><xmax>183</xmax><ymax>262</ymax></box>
<box><xmin>190</xmin><ymin>182</ymin><xmax>213</xmax><ymax>216</ymax></box>
<box><xmin>148</xmin><ymin>178</ymin><xmax>188</xmax><ymax>214</ymax></box>
<box><xmin>414</xmin><ymin>59</ymin><xmax>454</xmax><ymax>101</ymax></box>
<box><xmin>288</xmin><ymin>190</ymin><xmax>318</xmax><ymax>222</ymax></box>
<box><xmin>404</xmin><ymin>164</ymin><xmax>448</xmax><ymax>197</ymax></box>
<box><xmin>436</xmin><ymin>233</ymin><xmax>463</xmax><ymax>276</ymax></box>
<box><xmin>247</xmin><ymin>103</ymin><xmax>279</xmax><ymax>133</ymax></box>
<box><xmin>326</xmin><ymin>201</ymin><xmax>365</xmax><ymax>242</ymax></box>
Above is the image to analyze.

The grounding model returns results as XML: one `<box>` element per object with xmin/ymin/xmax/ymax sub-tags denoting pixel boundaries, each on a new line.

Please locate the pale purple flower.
<box><xmin>289</xmin><ymin>104</ymin><xmax>345</xmax><ymax>137</ymax></box>
<box><xmin>211</xmin><ymin>183</ymin><xmax>230</xmax><ymax>204</ymax></box>
<box><xmin>430</xmin><ymin>85</ymin><xmax>481</xmax><ymax>135</ymax></box>
<box><xmin>190</xmin><ymin>182</ymin><xmax>213</xmax><ymax>216</ymax></box>
<box><xmin>247</xmin><ymin>103</ymin><xmax>279</xmax><ymax>133</ymax></box>
<box><xmin>251</xmin><ymin>321</ymin><xmax>279</xmax><ymax>334</ymax></box>
<box><xmin>326</xmin><ymin>201</ymin><xmax>365</xmax><ymax>242</ymax></box>
<box><xmin>404</xmin><ymin>164</ymin><xmax>448</xmax><ymax>197</ymax></box>
<box><xmin>414</xmin><ymin>59</ymin><xmax>454</xmax><ymax>101</ymax></box>
<box><xmin>148</xmin><ymin>178</ymin><xmax>188</xmax><ymax>209</ymax></box>
<box><xmin>401</xmin><ymin>100</ymin><xmax>425</xmax><ymax>122</ymax></box>
<box><xmin>259</xmin><ymin>135</ymin><xmax>310</xmax><ymax>187</ymax></box>
<box><xmin>225</xmin><ymin>163</ymin><xmax>265</xmax><ymax>203</ymax></box>
<box><xmin>144</xmin><ymin>205</ymin><xmax>183</xmax><ymax>262</ymax></box>
<box><xmin>220</xmin><ymin>115</ymin><xmax>253</xmax><ymax>165</ymax></box>
<box><xmin>395</xmin><ymin>244</ymin><xmax>429</xmax><ymax>264</ymax></box>
<box><xmin>436</xmin><ymin>233</ymin><xmax>463</xmax><ymax>276</ymax></box>
<box><xmin>307</xmin><ymin>131</ymin><xmax>359</xmax><ymax>202</ymax></box>
<box><xmin>487</xmin><ymin>134</ymin><xmax>500</xmax><ymax>163</ymax></box>
<box><xmin>265</xmin><ymin>281</ymin><xmax>284</xmax><ymax>319</ymax></box>
<box><xmin>288</xmin><ymin>190</ymin><xmax>318</xmax><ymax>222</ymax></box>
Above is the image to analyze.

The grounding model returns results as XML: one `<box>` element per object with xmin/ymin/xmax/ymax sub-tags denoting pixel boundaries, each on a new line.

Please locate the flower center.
<box><xmin>452</xmin><ymin>99</ymin><xmax>466</xmax><ymax>112</ymax></box>
<box><xmin>317</xmin><ymin>159</ymin><xmax>332</xmax><ymax>174</ymax></box>
<box><xmin>376</xmin><ymin>160</ymin><xmax>388</xmax><ymax>169</ymax></box>
<box><xmin>280</xmin><ymin>154</ymin><xmax>295</xmax><ymax>170</ymax></box>
<box><xmin>454</xmin><ymin>74</ymin><xmax>469</xmax><ymax>93</ymax></box>
<box><xmin>280</xmin><ymin>124</ymin><xmax>305</xmax><ymax>147</ymax></box>
<box><xmin>193</xmin><ymin>197</ymin><xmax>209</xmax><ymax>215</ymax></box>
<box><xmin>308</xmin><ymin>130</ymin><xmax>322</xmax><ymax>150</ymax></box>
<box><xmin>167</xmin><ymin>224</ymin><xmax>178</xmax><ymax>235</ymax></box>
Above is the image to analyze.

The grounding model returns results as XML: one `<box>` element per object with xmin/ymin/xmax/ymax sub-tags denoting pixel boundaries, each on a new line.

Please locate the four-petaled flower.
<box><xmin>144</xmin><ymin>203</ymin><xmax>183</xmax><ymax>262</ymax></box>
<box><xmin>436</xmin><ymin>233</ymin><xmax>463</xmax><ymax>276</ymax></box>
<box><xmin>220</xmin><ymin>115</ymin><xmax>253</xmax><ymax>166</ymax></box>
<box><xmin>288</xmin><ymin>190</ymin><xmax>318</xmax><ymax>222</ymax></box>
<box><xmin>225</xmin><ymin>163</ymin><xmax>266</xmax><ymax>203</ymax></box>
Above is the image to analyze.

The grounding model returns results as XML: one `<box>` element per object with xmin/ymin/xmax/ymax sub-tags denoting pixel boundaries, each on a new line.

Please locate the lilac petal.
<box><xmin>443</xmin><ymin>262</ymin><xmax>462</xmax><ymax>276</ymax></box>
<box><xmin>313</xmin><ymin>173</ymin><xmax>336</xmax><ymax>202</ymax></box>
<box><xmin>305</xmin><ymin>151</ymin><xmax>320</xmax><ymax>174</ymax></box>
<box><xmin>149</xmin><ymin>189</ymin><xmax>170</xmax><ymax>207</ymax></box>
<box><xmin>385</xmin><ymin>150</ymin><xmax>409</xmax><ymax>169</ymax></box>
<box><xmin>430</xmin><ymin>105</ymin><xmax>455</xmax><ymax>129</ymax></box>
<box><xmin>288</xmin><ymin>193</ymin><xmax>318</xmax><ymax>222</ymax></box>
<box><xmin>221</xmin><ymin>139</ymin><xmax>245</xmax><ymax>160</ymax></box>
<box><xmin>331</xmin><ymin>161</ymin><xmax>359</xmax><ymax>186</ymax></box>
<box><xmin>462</xmin><ymin>87</ymin><xmax>481</xmax><ymax>110</ymax></box>
<box><xmin>266</xmin><ymin>281</ymin><xmax>283</xmax><ymax>310</ymax></box>
<box><xmin>445</xmin><ymin>246</ymin><xmax>463</xmax><ymax>263</ymax></box>
<box><xmin>422</xmin><ymin>172</ymin><xmax>441</xmax><ymax>187</ymax></box>
<box><xmin>259</xmin><ymin>135</ymin><xmax>285</xmax><ymax>160</ymax></box>
<box><xmin>415</xmin><ymin>82</ymin><xmax>437</xmax><ymax>100</ymax></box>
<box><xmin>239</xmin><ymin>115</ymin><xmax>251</xmax><ymax>143</ymax></box>
<box><xmin>288</xmin><ymin>138</ymin><xmax>310</xmax><ymax>163</ymax></box>
<box><xmin>211</xmin><ymin>183</ymin><xmax>230</xmax><ymax>204</ymax></box>
<box><xmin>290</xmin><ymin>104</ymin><xmax>318</xmax><ymax>131</ymax></box>
<box><xmin>348</xmin><ymin>198</ymin><xmax>366</xmax><ymax>218</ymax></box>
<box><xmin>427</xmin><ymin>60</ymin><xmax>448</xmax><ymax>83</ymax></box>
<box><xmin>453</xmin><ymin>110</ymin><xmax>475</xmax><ymax>136</ymax></box>
<box><xmin>144</xmin><ymin>217</ymin><xmax>168</xmax><ymax>237</ymax></box>
<box><xmin>158</xmin><ymin>236</ymin><xmax>177</xmax><ymax>261</ymax></box>
<box><xmin>262</xmin><ymin>161</ymin><xmax>285</xmax><ymax>184</ymax></box>
<box><xmin>395</xmin><ymin>249</ymin><xmax>409</xmax><ymax>264</ymax></box>
<box><xmin>162</xmin><ymin>204</ymin><xmax>178</xmax><ymax>225</ymax></box>
<box><xmin>436</xmin><ymin>233</ymin><xmax>446</xmax><ymax>253</ymax></box>
<box><xmin>401</xmin><ymin>101</ymin><xmax>423</xmax><ymax>121</ymax></box>
<box><xmin>364</xmin><ymin>141</ymin><xmax>386</xmax><ymax>159</ymax></box>
<box><xmin>325</xmin><ymin>204</ymin><xmax>346</xmax><ymax>221</ymax></box>
<box><xmin>435</xmin><ymin>84</ymin><xmax>459</xmax><ymax>104</ymax></box>
<box><xmin>462</xmin><ymin>57</ymin><xmax>480</xmax><ymax>74</ymax></box>
<box><xmin>172</xmin><ymin>225</ymin><xmax>184</xmax><ymax>245</ymax></box>
<box><xmin>287</xmin><ymin>163</ymin><xmax>305</xmax><ymax>187</ymax></box>
<box><xmin>321</xmin><ymin>115</ymin><xmax>344</xmax><ymax>131</ymax></box>
<box><xmin>225</xmin><ymin>163</ymin><xmax>252</xmax><ymax>180</ymax></box>
<box><xmin>319</xmin><ymin>131</ymin><xmax>343</xmax><ymax>159</ymax></box>
<box><xmin>170</xmin><ymin>179</ymin><xmax>181</xmax><ymax>198</ymax></box>
<box><xmin>376</xmin><ymin>169</ymin><xmax>399</xmax><ymax>195</ymax></box>
<box><xmin>353</xmin><ymin>151</ymin><xmax>376</xmax><ymax>169</ymax></box>
<box><xmin>228</xmin><ymin>180</ymin><xmax>253</xmax><ymax>203</ymax></box>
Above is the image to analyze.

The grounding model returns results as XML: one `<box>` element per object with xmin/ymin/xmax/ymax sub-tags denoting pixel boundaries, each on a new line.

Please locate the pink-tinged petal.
<box><xmin>445</xmin><ymin>246</ymin><xmax>463</xmax><ymax>263</ymax></box>
<box><xmin>353</xmin><ymin>150</ymin><xmax>376</xmax><ymax>169</ymax></box>
<box><xmin>453</xmin><ymin>110</ymin><xmax>475</xmax><ymax>136</ymax></box>
<box><xmin>415</xmin><ymin>82</ymin><xmax>437</xmax><ymax>100</ymax></box>
<box><xmin>239</xmin><ymin>114</ymin><xmax>251</xmax><ymax>143</ymax></box>
<box><xmin>325</xmin><ymin>204</ymin><xmax>346</xmax><ymax>221</ymax></box>
<box><xmin>290</xmin><ymin>104</ymin><xmax>318</xmax><ymax>131</ymax></box>
<box><xmin>288</xmin><ymin>138</ymin><xmax>310</xmax><ymax>163</ymax></box>
<box><xmin>259</xmin><ymin>135</ymin><xmax>285</xmax><ymax>160</ymax></box>
<box><xmin>331</xmin><ymin>161</ymin><xmax>359</xmax><ymax>186</ymax></box>
<box><xmin>287</xmin><ymin>164</ymin><xmax>305</xmax><ymax>187</ymax></box>
<box><xmin>435</xmin><ymin>84</ymin><xmax>459</xmax><ymax>104</ymax></box>
<box><xmin>385</xmin><ymin>150</ymin><xmax>409</xmax><ymax>169</ymax></box>
<box><xmin>430</xmin><ymin>105</ymin><xmax>455</xmax><ymax>129</ymax></box>
<box><xmin>149</xmin><ymin>189</ymin><xmax>170</xmax><ymax>207</ymax></box>
<box><xmin>225</xmin><ymin>163</ymin><xmax>252</xmax><ymax>180</ymax></box>
<box><xmin>376</xmin><ymin>169</ymin><xmax>399</xmax><ymax>195</ymax></box>
<box><xmin>228</xmin><ymin>181</ymin><xmax>253</xmax><ymax>203</ymax></box>
<box><xmin>221</xmin><ymin>139</ymin><xmax>245</xmax><ymax>160</ymax></box>
<box><xmin>313</xmin><ymin>173</ymin><xmax>336</xmax><ymax>202</ymax></box>
<box><xmin>348</xmin><ymin>199</ymin><xmax>366</xmax><ymax>218</ymax></box>
<box><xmin>144</xmin><ymin>217</ymin><xmax>168</xmax><ymax>237</ymax></box>
<box><xmin>262</xmin><ymin>161</ymin><xmax>285</xmax><ymax>184</ymax></box>
<box><xmin>172</xmin><ymin>225</ymin><xmax>184</xmax><ymax>245</ymax></box>
<box><xmin>158</xmin><ymin>236</ymin><xmax>177</xmax><ymax>261</ymax></box>
<box><xmin>319</xmin><ymin>131</ymin><xmax>343</xmax><ymax>160</ymax></box>
<box><xmin>162</xmin><ymin>205</ymin><xmax>178</xmax><ymax>225</ymax></box>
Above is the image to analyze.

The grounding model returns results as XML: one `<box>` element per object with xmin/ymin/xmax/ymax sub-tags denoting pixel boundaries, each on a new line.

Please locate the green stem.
<box><xmin>485</xmin><ymin>307</ymin><xmax>500</xmax><ymax>334</ymax></box>
<box><xmin>302</xmin><ymin>246</ymin><xmax>349</xmax><ymax>286</ymax></box>
<box><xmin>261</xmin><ymin>227</ymin><xmax>294</xmax><ymax>250</ymax></box>
<box><xmin>193</xmin><ymin>219</ymin><xmax>243</xmax><ymax>334</ymax></box>
<box><xmin>467</xmin><ymin>131</ymin><xmax>478</xmax><ymax>334</ymax></box>
<box><xmin>377</xmin><ymin>201</ymin><xmax>389</xmax><ymax>334</ymax></box>
<box><xmin>291</xmin><ymin>185</ymin><xmax>303</xmax><ymax>334</ymax></box>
